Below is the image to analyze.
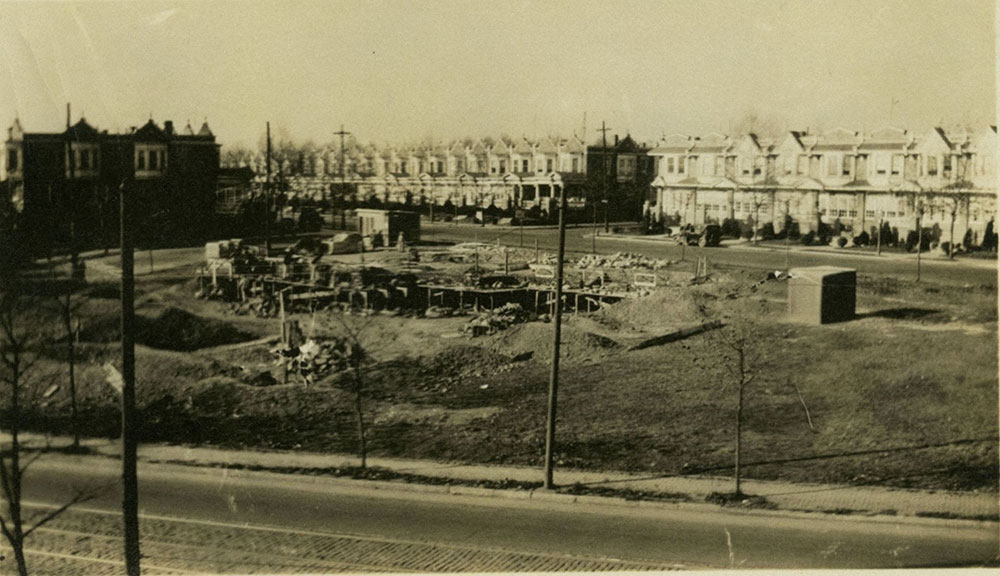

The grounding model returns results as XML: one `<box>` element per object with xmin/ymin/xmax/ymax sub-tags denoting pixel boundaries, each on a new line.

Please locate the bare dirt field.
<box><xmin>11</xmin><ymin>244</ymin><xmax>998</xmax><ymax>492</ymax></box>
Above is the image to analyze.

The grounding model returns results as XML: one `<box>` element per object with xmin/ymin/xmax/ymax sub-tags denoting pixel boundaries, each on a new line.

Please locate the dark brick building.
<box><xmin>4</xmin><ymin>117</ymin><xmax>220</xmax><ymax>254</ymax></box>
<box><xmin>585</xmin><ymin>134</ymin><xmax>656</xmax><ymax>221</ymax></box>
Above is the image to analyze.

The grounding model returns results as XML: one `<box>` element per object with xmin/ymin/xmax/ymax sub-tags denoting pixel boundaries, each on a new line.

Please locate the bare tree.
<box><xmin>0</xmin><ymin>279</ymin><xmax>91</xmax><ymax>575</ymax></box>
<box><xmin>693</xmin><ymin>301</ymin><xmax>765</xmax><ymax>498</ymax></box>
<box><xmin>332</xmin><ymin>310</ymin><xmax>371</xmax><ymax>469</ymax></box>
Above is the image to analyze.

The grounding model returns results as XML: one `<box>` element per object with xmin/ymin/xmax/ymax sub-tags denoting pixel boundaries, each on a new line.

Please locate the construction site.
<box><xmin>13</xmin><ymin>223</ymin><xmax>998</xmax><ymax>495</ymax></box>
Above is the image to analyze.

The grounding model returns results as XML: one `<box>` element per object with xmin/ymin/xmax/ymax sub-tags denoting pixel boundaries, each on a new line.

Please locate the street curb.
<box><xmin>14</xmin><ymin>436</ymin><xmax>998</xmax><ymax>529</ymax></box>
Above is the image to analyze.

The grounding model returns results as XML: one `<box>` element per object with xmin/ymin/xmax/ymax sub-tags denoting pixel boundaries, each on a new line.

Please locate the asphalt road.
<box><xmin>421</xmin><ymin>222</ymin><xmax>998</xmax><ymax>287</ymax></box>
<box><xmin>15</xmin><ymin>456</ymin><xmax>998</xmax><ymax>572</ymax></box>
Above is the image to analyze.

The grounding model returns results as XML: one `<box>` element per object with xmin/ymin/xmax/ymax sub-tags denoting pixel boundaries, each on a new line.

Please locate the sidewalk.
<box><xmin>595</xmin><ymin>232</ymin><xmax>999</xmax><ymax>270</ymax></box>
<box><xmin>18</xmin><ymin>433</ymin><xmax>998</xmax><ymax>523</ymax></box>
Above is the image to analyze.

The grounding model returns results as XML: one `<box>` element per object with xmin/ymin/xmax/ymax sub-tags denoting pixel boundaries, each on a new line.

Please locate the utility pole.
<box><xmin>543</xmin><ymin>179</ymin><xmax>568</xmax><ymax>490</ymax></box>
<box><xmin>119</xmin><ymin>179</ymin><xmax>141</xmax><ymax>575</ymax></box>
<box><xmin>335</xmin><ymin>125</ymin><xmax>351</xmax><ymax>231</ymax></box>
<box><xmin>598</xmin><ymin>122</ymin><xmax>611</xmax><ymax>233</ymax></box>
<box><xmin>265</xmin><ymin>122</ymin><xmax>272</xmax><ymax>257</ymax></box>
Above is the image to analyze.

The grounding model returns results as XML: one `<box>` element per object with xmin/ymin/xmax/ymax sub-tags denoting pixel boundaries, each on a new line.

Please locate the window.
<box><xmin>136</xmin><ymin>150</ymin><xmax>146</xmax><ymax>170</ymax></box>
<box><xmin>6</xmin><ymin>149</ymin><xmax>17</xmax><ymax>172</ymax></box>
<box><xmin>150</xmin><ymin>150</ymin><xmax>159</xmax><ymax>170</ymax></box>
<box><xmin>927</xmin><ymin>156</ymin><xmax>938</xmax><ymax>176</ymax></box>
<box><xmin>677</xmin><ymin>157</ymin><xmax>685</xmax><ymax>174</ymax></box>
<box><xmin>838</xmin><ymin>209</ymin><xmax>848</xmax><ymax>217</ymax></box>
<box><xmin>865</xmin><ymin>209</ymin><xmax>876</xmax><ymax>218</ymax></box>
<box><xmin>456</xmin><ymin>159</ymin><xmax>464</xmax><ymax>172</ymax></box>
<box><xmin>521</xmin><ymin>159</ymin><xmax>529</xmax><ymax>172</ymax></box>
<box><xmin>876</xmin><ymin>155</ymin><xmax>888</xmax><ymax>175</ymax></box>
<box><xmin>848</xmin><ymin>210</ymin><xmax>857</xmax><ymax>218</ymax></box>
<box><xmin>666</xmin><ymin>157</ymin><xmax>675</xmax><ymax>173</ymax></box>
<box><xmin>797</xmin><ymin>155</ymin><xmax>808</xmax><ymax>175</ymax></box>
<box><xmin>546</xmin><ymin>159</ymin><xmax>553</xmax><ymax>172</ymax></box>
<box><xmin>842</xmin><ymin>155</ymin><xmax>852</xmax><ymax>176</ymax></box>
<box><xmin>499</xmin><ymin>160</ymin><xmax>506</xmax><ymax>174</ymax></box>
<box><xmin>783</xmin><ymin>156</ymin><xmax>794</xmax><ymax>175</ymax></box>
<box><xmin>572</xmin><ymin>158</ymin><xmax>579</xmax><ymax>172</ymax></box>
<box><xmin>891</xmin><ymin>155</ymin><xmax>903</xmax><ymax>176</ymax></box>
<box><xmin>827</xmin><ymin>155</ymin><xmax>839</xmax><ymax>176</ymax></box>
<box><xmin>943</xmin><ymin>155</ymin><xmax>952</xmax><ymax>175</ymax></box>
<box><xmin>741</xmin><ymin>157</ymin><xmax>751</xmax><ymax>175</ymax></box>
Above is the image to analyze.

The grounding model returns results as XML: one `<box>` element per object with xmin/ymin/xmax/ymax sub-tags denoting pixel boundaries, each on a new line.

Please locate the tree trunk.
<box><xmin>949</xmin><ymin>208</ymin><xmax>957</xmax><ymax>259</ymax></box>
<box><xmin>353</xmin><ymin>367</ymin><xmax>367</xmax><ymax>469</ymax></box>
<box><xmin>735</xmin><ymin>382</ymin><xmax>744</xmax><ymax>497</ymax></box>
<box><xmin>64</xmin><ymin>297</ymin><xmax>79</xmax><ymax>448</ymax></box>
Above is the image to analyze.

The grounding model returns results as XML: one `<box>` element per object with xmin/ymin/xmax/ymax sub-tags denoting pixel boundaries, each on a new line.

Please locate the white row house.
<box><xmin>649</xmin><ymin>125</ymin><xmax>997</xmax><ymax>246</ymax></box>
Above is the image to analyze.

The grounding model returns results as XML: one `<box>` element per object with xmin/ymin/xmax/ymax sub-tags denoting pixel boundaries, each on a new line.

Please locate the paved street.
<box><xmin>421</xmin><ymin>222</ymin><xmax>998</xmax><ymax>287</ymax></box>
<box><xmin>7</xmin><ymin>455</ymin><xmax>997</xmax><ymax>573</ymax></box>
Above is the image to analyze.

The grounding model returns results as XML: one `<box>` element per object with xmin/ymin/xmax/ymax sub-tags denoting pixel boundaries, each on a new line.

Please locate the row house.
<box><xmin>222</xmin><ymin>135</ymin><xmax>589</xmax><ymax>215</ymax></box>
<box><xmin>650</xmin><ymin>125</ymin><xmax>997</xmax><ymax>246</ymax></box>
<box><xmin>5</xmin><ymin>116</ymin><xmax>220</xmax><ymax>252</ymax></box>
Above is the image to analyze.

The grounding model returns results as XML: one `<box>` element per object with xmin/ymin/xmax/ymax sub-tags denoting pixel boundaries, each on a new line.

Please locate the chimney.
<box><xmin>614</xmin><ymin>135</ymin><xmax>619</xmax><ymax>146</ymax></box>
<box><xmin>66</xmin><ymin>103</ymin><xmax>71</xmax><ymax>129</ymax></box>
<box><xmin>164</xmin><ymin>121</ymin><xmax>174</xmax><ymax>136</ymax></box>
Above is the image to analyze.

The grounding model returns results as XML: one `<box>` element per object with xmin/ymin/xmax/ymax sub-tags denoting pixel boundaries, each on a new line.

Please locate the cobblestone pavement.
<box><xmin>4</xmin><ymin>505</ymin><xmax>680</xmax><ymax>575</ymax></box>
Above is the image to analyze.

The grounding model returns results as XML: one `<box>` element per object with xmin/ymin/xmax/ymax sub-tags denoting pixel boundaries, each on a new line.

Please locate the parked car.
<box><xmin>668</xmin><ymin>224</ymin><xmax>722</xmax><ymax>247</ymax></box>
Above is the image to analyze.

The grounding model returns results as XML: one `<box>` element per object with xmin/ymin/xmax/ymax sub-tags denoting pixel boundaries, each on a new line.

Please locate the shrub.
<box><xmin>853</xmin><ymin>231</ymin><xmax>870</xmax><ymax>246</ymax></box>
<box><xmin>721</xmin><ymin>218</ymin><xmax>742</xmax><ymax>238</ymax></box>
<box><xmin>836</xmin><ymin>236</ymin><xmax>848</xmax><ymax>248</ymax></box>
<box><xmin>757</xmin><ymin>223</ymin><xmax>776</xmax><ymax>240</ymax></box>
<box><xmin>786</xmin><ymin>221</ymin><xmax>801</xmax><ymax>240</ymax></box>
<box><xmin>800</xmin><ymin>231</ymin><xmax>815</xmax><ymax>245</ymax></box>
<box><xmin>741</xmin><ymin>226</ymin><xmax>755</xmax><ymax>240</ymax></box>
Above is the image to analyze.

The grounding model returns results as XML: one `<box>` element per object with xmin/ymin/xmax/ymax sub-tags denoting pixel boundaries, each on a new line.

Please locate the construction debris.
<box><xmin>463</xmin><ymin>303</ymin><xmax>534</xmax><ymax>336</ymax></box>
<box><xmin>577</xmin><ymin>252</ymin><xmax>674</xmax><ymax>270</ymax></box>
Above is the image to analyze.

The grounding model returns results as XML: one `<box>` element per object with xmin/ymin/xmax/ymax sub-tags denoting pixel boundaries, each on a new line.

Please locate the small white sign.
<box><xmin>103</xmin><ymin>363</ymin><xmax>123</xmax><ymax>395</ymax></box>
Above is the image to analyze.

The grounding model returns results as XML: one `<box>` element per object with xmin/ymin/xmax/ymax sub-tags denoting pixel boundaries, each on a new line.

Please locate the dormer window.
<box><xmin>135</xmin><ymin>144</ymin><xmax>167</xmax><ymax>178</ymax></box>
<box><xmin>677</xmin><ymin>157</ymin><xmax>685</xmax><ymax>174</ymax></box>
<box><xmin>927</xmin><ymin>156</ymin><xmax>938</xmax><ymax>176</ymax></box>
<box><xmin>842</xmin><ymin>155</ymin><xmax>852</xmax><ymax>176</ymax></box>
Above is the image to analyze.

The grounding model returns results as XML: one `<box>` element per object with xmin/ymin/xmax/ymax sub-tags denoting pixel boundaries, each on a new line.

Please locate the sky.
<box><xmin>0</xmin><ymin>0</ymin><xmax>995</xmax><ymax>151</ymax></box>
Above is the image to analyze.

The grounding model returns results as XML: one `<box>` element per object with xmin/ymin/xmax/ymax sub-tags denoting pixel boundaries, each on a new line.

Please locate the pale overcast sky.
<box><xmin>0</xmin><ymin>0</ymin><xmax>995</xmax><ymax>149</ymax></box>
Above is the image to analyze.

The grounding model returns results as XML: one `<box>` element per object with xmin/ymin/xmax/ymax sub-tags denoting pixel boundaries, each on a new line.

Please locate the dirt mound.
<box><xmin>80</xmin><ymin>307</ymin><xmax>255</xmax><ymax>351</ymax></box>
<box><xmin>594</xmin><ymin>287</ymin><xmax>708</xmax><ymax>333</ymax></box>
<box><xmin>487</xmin><ymin>321</ymin><xmax>620</xmax><ymax>364</ymax></box>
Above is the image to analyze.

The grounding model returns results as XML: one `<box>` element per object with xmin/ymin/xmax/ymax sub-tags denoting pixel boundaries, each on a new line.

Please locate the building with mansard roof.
<box><xmin>648</xmin><ymin>126</ymin><xmax>996</xmax><ymax>247</ymax></box>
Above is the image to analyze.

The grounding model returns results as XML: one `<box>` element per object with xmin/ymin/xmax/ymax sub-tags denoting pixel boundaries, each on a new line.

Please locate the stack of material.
<box><xmin>463</xmin><ymin>303</ymin><xmax>533</xmax><ymax>336</ymax></box>
<box><xmin>576</xmin><ymin>252</ymin><xmax>673</xmax><ymax>270</ymax></box>
<box><xmin>205</xmin><ymin>238</ymin><xmax>244</xmax><ymax>260</ymax></box>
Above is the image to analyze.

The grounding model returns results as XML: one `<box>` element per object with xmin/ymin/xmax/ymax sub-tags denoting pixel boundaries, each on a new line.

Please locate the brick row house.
<box><xmin>649</xmin><ymin>126</ymin><xmax>997</xmax><ymax>246</ymax></box>
<box><xmin>4</xmin><ymin>117</ymin><xmax>220</xmax><ymax>253</ymax></box>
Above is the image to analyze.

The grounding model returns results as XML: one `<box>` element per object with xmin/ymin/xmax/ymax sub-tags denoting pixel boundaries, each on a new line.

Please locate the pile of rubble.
<box><xmin>463</xmin><ymin>303</ymin><xmax>534</xmax><ymax>337</ymax></box>
<box><xmin>271</xmin><ymin>337</ymin><xmax>363</xmax><ymax>386</ymax></box>
<box><xmin>576</xmin><ymin>252</ymin><xmax>674</xmax><ymax>270</ymax></box>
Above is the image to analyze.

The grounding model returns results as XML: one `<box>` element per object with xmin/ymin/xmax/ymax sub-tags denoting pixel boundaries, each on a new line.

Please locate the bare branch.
<box><xmin>23</xmin><ymin>489</ymin><xmax>96</xmax><ymax>538</ymax></box>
